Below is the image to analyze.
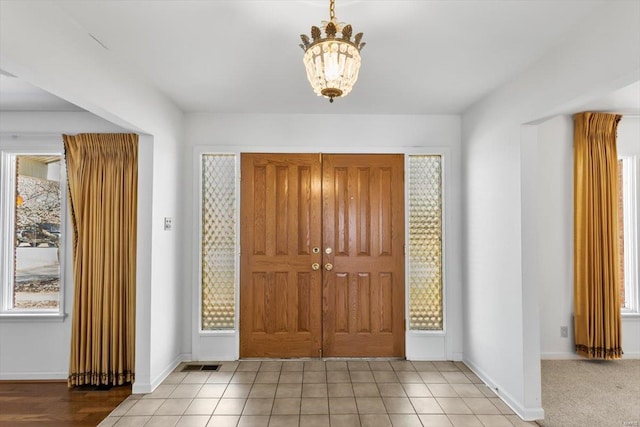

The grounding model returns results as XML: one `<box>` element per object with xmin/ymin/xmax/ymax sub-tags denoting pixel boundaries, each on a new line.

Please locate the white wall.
<box><xmin>1</xmin><ymin>2</ymin><xmax>186</xmax><ymax>393</ymax></box>
<box><xmin>183</xmin><ymin>113</ymin><xmax>464</xmax><ymax>362</ymax></box>
<box><xmin>522</xmin><ymin>115</ymin><xmax>573</xmax><ymax>360</ymax></box>
<box><xmin>0</xmin><ymin>112</ymin><xmax>126</xmax><ymax>379</ymax></box>
<box><xmin>462</xmin><ymin>1</ymin><xmax>640</xmax><ymax>421</ymax></box>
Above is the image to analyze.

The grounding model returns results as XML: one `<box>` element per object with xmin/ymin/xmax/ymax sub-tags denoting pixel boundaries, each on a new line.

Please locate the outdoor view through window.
<box><xmin>12</xmin><ymin>155</ymin><xmax>62</xmax><ymax>310</ymax></box>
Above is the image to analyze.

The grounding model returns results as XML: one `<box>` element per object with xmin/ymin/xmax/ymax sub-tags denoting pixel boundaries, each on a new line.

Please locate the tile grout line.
<box><xmin>104</xmin><ymin>360</ymin><xmax>534</xmax><ymax>427</ymax></box>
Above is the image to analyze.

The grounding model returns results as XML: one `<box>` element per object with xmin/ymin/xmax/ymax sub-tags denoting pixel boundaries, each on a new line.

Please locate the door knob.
<box><xmin>311</xmin><ymin>263</ymin><xmax>320</xmax><ymax>271</ymax></box>
<box><xmin>325</xmin><ymin>247</ymin><xmax>333</xmax><ymax>254</ymax></box>
<box><xmin>324</xmin><ymin>263</ymin><xmax>333</xmax><ymax>271</ymax></box>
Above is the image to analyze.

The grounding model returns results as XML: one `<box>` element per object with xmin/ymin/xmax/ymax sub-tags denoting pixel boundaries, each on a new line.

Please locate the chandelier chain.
<box><xmin>329</xmin><ymin>0</ymin><xmax>335</xmax><ymax>20</ymax></box>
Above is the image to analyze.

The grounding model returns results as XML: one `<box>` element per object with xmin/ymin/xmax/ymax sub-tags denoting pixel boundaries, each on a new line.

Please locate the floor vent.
<box><xmin>181</xmin><ymin>364</ymin><xmax>220</xmax><ymax>372</ymax></box>
<box><xmin>201</xmin><ymin>364</ymin><xmax>221</xmax><ymax>371</ymax></box>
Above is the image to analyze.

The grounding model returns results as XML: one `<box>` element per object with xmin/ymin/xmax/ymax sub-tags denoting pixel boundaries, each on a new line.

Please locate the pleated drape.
<box><xmin>573</xmin><ymin>112</ymin><xmax>623</xmax><ymax>360</ymax></box>
<box><xmin>65</xmin><ymin>133</ymin><xmax>138</xmax><ymax>386</ymax></box>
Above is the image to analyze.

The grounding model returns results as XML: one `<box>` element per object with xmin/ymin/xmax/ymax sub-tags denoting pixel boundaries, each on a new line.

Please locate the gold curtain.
<box><xmin>573</xmin><ymin>112</ymin><xmax>622</xmax><ymax>359</ymax></box>
<box><xmin>64</xmin><ymin>133</ymin><xmax>138</xmax><ymax>386</ymax></box>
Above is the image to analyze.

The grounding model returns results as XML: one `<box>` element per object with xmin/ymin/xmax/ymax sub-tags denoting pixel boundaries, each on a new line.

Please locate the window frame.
<box><xmin>0</xmin><ymin>143</ymin><xmax>67</xmax><ymax>320</ymax></box>
<box><xmin>620</xmin><ymin>155</ymin><xmax>639</xmax><ymax>315</ymax></box>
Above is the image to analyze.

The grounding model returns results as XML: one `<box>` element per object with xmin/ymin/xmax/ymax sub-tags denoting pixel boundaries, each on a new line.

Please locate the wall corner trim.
<box><xmin>463</xmin><ymin>357</ymin><xmax>545</xmax><ymax>421</ymax></box>
<box><xmin>132</xmin><ymin>353</ymin><xmax>191</xmax><ymax>395</ymax></box>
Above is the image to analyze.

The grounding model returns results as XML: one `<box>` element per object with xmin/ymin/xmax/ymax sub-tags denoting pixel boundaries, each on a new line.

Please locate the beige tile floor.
<box><xmin>99</xmin><ymin>360</ymin><xmax>538</xmax><ymax>427</ymax></box>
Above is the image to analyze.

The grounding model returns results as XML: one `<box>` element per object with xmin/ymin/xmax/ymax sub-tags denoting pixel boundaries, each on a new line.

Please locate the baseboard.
<box><xmin>541</xmin><ymin>351</ymin><xmax>640</xmax><ymax>360</ymax></box>
<box><xmin>132</xmin><ymin>353</ymin><xmax>191</xmax><ymax>394</ymax></box>
<box><xmin>540</xmin><ymin>352</ymin><xmax>582</xmax><ymax>360</ymax></box>
<box><xmin>0</xmin><ymin>371</ymin><xmax>68</xmax><ymax>381</ymax></box>
<box><xmin>463</xmin><ymin>357</ymin><xmax>544</xmax><ymax>421</ymax></box>
<box><xmin>149</xmin><ymin>353</ymin><xmax>192</xmax><ymax>390</ymax></box>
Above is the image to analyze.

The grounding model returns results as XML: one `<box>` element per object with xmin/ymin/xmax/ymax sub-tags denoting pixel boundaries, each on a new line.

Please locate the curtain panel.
<box><xmin>64</xmin><ymin>133</ymin><xmax>138</xmax><ymax>386</ymax></box>
<box><xmin>573</xmin><ymin>112</ymin><xmax>623</xmax><ymax>360</ymax></box>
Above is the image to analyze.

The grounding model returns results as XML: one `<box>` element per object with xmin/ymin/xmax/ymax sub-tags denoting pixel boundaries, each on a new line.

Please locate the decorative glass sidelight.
<box><xmin>201</xmin><ymin>154</ymin><xmax>236</xmax><ymax>330</ymax></box>
<box><xmin>408</xmin><ymin>155</ymin><xmax>443</xmax><ymax>330</ymax></box>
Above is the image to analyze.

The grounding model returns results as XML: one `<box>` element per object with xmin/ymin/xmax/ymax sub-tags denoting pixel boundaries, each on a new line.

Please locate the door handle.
<box><xmin>324</xmin><ymin>263</ymin><xmax>333</xmax><ymax>271</ymax></box>
<box><xmin>312</xmin><ymin>263</ymin><xmax>320</xmax><ymax>271</ymax></box>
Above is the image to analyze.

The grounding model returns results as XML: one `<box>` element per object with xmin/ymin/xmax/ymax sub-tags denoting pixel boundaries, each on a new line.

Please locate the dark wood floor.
<box><xmin>0</xmin><ymin>381</ymin><xmax>131</xmax><ymax>427</ymax></box>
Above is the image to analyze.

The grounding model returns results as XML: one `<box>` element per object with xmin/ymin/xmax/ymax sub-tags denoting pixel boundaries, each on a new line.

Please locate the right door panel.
<box><xmin>322</xmin><ymin>154</ymin><xmax>405</xmax><ymax>357</ymax></box>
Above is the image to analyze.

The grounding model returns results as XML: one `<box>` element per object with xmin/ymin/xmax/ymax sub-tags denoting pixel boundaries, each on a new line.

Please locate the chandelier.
<box><xmin>299</xmin><ymin>0</ymin><xmax>365</xmax><ymax>103</ymax></box>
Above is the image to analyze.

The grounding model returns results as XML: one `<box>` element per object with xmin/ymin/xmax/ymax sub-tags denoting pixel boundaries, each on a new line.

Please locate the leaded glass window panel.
<box><xmin>408</xmin><ymin>155</ymin><xmax>443</xmax><ymax>330</ymax></box>
<box><xmin>201</xmin><ymin>154</ymin><xmax>236</xmax><ymax>330</ymax></box>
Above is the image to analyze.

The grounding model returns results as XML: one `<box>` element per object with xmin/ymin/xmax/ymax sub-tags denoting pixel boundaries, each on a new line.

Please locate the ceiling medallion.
<box><xmin>299</xmin><ymin>0</ymin><xmax>365</xmax><ymax>103</ymax></box>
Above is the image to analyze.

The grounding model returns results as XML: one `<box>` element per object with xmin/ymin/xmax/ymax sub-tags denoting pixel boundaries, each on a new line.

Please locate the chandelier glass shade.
<box><xmin>300</xmin><ymin>0</ymin><xmax>365</xmax><ymax>103</ymax></box>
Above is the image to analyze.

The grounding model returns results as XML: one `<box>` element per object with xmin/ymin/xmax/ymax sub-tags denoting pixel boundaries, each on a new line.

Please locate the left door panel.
<box><xmin>240</xmin><ymin>153</ymin><xmax>323</xmax><ymax>357</ymax></box>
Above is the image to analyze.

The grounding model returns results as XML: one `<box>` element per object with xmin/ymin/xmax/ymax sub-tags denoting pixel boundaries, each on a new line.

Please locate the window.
<box><xmin>618</xmin><ymin>156</ymin><xmax>639</xmax><ymax>313</ymax></box>
<box><xmin>408</xmin><ymin>155</ymin><xmax>444</xmax><ymax>331</ymax></box>
<box><xmin>1</xmin><ymin>150</ymin><xmax>66</xmax><ymax>316</ymax></box>
<box><xmin>200</xmin><ymin>154</ymin><xmax>237</xmax><ymax>330</ymax></box>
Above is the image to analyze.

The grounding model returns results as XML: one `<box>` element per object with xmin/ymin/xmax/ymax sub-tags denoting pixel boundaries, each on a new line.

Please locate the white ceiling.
<box><xmin>1</xmin><ymin>1</ymin><xmax>637</xmax><ymax>115</ymax></box>
<box><xmin>0</xmin><ymin>74</ymin><xmax>83</xmax><ymax>112</ymax></box>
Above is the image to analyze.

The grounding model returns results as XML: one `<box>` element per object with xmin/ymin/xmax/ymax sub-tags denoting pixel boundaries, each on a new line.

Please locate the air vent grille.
<box><xmin>180</xmin><ymin>364</ymin><xmax>220</xmax><ymax>372</ymax></box>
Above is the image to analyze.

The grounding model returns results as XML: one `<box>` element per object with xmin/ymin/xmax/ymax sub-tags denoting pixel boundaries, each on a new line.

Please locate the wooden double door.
<box><xmin>240</xmin><ymin>153</ymin><xmax>405</xmax><ymax>358</ymax></box>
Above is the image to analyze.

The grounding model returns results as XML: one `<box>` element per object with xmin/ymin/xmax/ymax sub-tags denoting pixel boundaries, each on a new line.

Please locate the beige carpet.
<box><xmin>539</xmin><ymin>359</ymin><xmax>640</xmax><ymax>427</ymax></box>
